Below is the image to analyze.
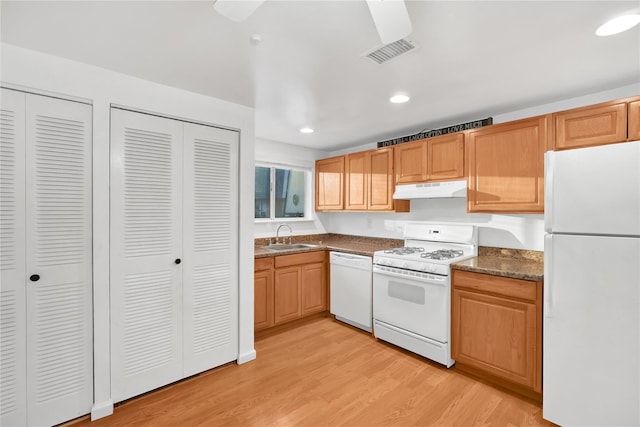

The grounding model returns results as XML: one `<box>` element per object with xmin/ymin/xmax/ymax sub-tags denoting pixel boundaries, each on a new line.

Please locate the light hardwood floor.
<box><xmin>75</xmin><ymin>317</ymin><xmax>555</xmax><ymax>426</ymax></box>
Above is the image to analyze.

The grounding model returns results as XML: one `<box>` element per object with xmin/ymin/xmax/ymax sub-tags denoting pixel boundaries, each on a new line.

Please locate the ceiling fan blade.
<box><xmin>366</xmin><ymin>0</ymin><xmax>413</xmax><ymax>45</ymax></box>
<box><xmin>213</xmin><ymin>0</ymin><xmax>265</xmax><ymax>22</ymax></box>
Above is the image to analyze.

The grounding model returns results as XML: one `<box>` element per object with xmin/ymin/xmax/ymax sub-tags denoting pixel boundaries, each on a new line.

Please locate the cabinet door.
<box><xmin>345</xmin><ymin>151</ymin><xmax>367</xmax><ymax>210</ymax></box>
<box><xmin>315</xmin><ymin>156</ymin><xmax>344</xmax><ymax>210</ymax></box>
<box><xmin>110</xmin><ymin>108</ymin><xmax>183</xmax><ymax>403</ymax></box>
<box><xmin>629</xmin><ymin>99</ymin><xmax>640</xmax><ymax>141</ymax></box>
<box><xmin>254</xmin><ymin>269</ymin><xmax>274</xmax><ymax>331</ymax></box>
<box><xmin>394</xmin><ymin>139</ymin><xmax>427</xmax><ymax>184</ymax></box>
<box><xmin>301</xmin><ymin>262</ymin><xmax>326</xmax><ymax>315</ymax></box>
<box><xmin>368</xmin><ymin>148</ymin><xmax>395</xmax><ymax>210</ymax></box>
<box><xmin>182</xmin><ymin>123</ymin><xmax>239</xmax><ymax>377</ymax></box>
<box><xmin>427</xmin><ymin>133</ymin><xmax>464</xmax><ymax>181</ymax></box>
<box><xmin>554</xmin><ymin>101</ymin><xmax>627</xmax><ymax>150</ymax></box>
<box><xmin>452</xmin><ymin>288</ymin><xmax>537</xmax><ymax>390</ymax></box>
<box><xmin>0</xmin><ymin>88</ymin><xmax>27</xmax><ymax>427</ymax></box>
<box><xmin>25</xmin><ymin>93</ymin><xmax>93</xmax><ymax>426</ymax></box>
<box><xmin>467</xmin><ymin>116</ymin><xmax>547</xmax><ymax>213</ymax></box>
<box><xmin>274</xmin><ymin>266</ymin><xmax>302</xmax><ymax>324</ymax></box>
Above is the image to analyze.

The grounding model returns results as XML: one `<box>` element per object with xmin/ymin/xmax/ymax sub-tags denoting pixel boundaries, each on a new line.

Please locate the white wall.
<box><xmin>1</xmin><ymin>43</ymin><xmax>256</xmax><ymax>420</ymax></box>
<box><xmin>254</xmin><ymin>138</ymin><xmax>329</xmax><ymax>238</ymax></box>
<box><xmin>320</xmin><ymin>83</ymin><xmax>640</xmax><ymax>251</ymax></box>
<box><xmin>318</xmin><ymin>201</ymin><xmax>545</xmax><ymax>250</ymax></box>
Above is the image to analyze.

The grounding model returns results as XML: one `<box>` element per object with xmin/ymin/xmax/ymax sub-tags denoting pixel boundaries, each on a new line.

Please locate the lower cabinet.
<box><xmin>255</xmin><ymin>252</ymin><xmax>327</xmax><ymax>332</ymax></box>
<box><xmin>274</xmin><ymin>266</ymin><xmax>303</xmax><ymax>324</ymax></box>
<box><xmin>301</xmin><ymin>262</ymin><xmax>327</xmax><ymax>315</ymax></box>
<box><xmin>451</xmin><ymin>270</ymin><xmax>542</xmax><ymax>400</ymax></box>
<box><xmin>254</xmin><ymin>258</ymin><xmax>274</xmax><ymax>331</ymax></box>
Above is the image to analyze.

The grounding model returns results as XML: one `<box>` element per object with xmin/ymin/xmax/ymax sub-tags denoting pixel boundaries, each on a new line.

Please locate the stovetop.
<box><xmin>373</xmin><ymin>223</ymin><xmax>478</xmax><ymax>275</ymax></box>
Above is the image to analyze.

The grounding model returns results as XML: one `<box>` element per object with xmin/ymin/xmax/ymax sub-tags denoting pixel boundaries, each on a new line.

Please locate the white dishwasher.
<box><xmin>329</xmin><ymin>252</ymin><xmax>373</xmax><ymax>332</ymax></box>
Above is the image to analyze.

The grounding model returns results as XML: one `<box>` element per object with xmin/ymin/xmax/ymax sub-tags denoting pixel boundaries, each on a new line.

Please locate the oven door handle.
<box><xmin>373</xmin><ymin>265</ymin><xmax>448</xmax><ymax>285</ymax></box>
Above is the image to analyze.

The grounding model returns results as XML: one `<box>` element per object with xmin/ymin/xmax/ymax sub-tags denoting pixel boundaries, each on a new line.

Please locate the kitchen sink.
<box><xmin>261</xmin><ymin>243</ymin><xmax>318</xmax><ymax>251</ymax></box>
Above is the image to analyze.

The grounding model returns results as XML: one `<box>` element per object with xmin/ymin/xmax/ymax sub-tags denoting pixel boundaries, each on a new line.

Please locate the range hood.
<box><xmin>393</xmin><ymin>180</ymin><xmax>467</xmax><ymax>199</ymax></box>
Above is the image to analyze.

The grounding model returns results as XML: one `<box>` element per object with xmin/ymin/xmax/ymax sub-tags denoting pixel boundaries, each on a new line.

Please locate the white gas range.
<box><xmin>372</xmin><ymin>222</ymin><xmax>478</xmax><ymax>367</ymax></box>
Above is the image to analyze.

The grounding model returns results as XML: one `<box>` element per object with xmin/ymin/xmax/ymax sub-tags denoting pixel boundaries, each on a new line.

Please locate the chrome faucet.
<box><xmin>274</xmin><ymin>224</ymin><xmax>293</xmax><ymax>245</ymax></box>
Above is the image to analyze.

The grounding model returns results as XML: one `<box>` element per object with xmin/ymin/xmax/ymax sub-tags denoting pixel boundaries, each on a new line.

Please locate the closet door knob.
<box><xmin>30</xmin><ymin>274</ymin><xmax>40</xmax><ymax>282</ymax></box>
<box><xmin>174</xmin><ymin>258</ymin><xmax>182</xmax><ymax>265</ymax></box>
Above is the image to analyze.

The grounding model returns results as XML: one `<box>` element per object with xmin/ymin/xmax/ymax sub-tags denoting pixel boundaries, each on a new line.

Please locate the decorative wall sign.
<box><xmin>377</xmin><ymin>117</ymin><xmax>493</xmax><ymax>148</ymax></box>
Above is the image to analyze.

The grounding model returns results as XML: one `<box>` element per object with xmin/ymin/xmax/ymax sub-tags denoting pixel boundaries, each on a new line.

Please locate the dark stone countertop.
<box><xmin>451</xmin><ymin>247</ymin><xmax>544</xmax><ymax>281</ymax></box>
<box><xmin>254</xmin><ymin>233</ymin><xmax>403</xmax><ymax>259</ymax></box>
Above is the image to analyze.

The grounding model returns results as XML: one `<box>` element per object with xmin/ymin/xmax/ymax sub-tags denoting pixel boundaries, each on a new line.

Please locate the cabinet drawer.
<box><xmin>275</xmin><ymin>251</ymin><xmax>325</xmax><ymax>268</ymax></box>
<box><xmin>255</xmin><ymin>257</ymin><xmax>274</xmax><ymax>271</ymax></box>
<box><xmin>452</xmin><ymin>270</ymin><xmax>537</xmax><ymax>302</ymax></box>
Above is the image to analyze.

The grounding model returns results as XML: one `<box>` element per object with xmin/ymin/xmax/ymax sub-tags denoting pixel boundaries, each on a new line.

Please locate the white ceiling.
<box><xmin>2</xmin><ymin>1</ymin><xmax>639</xmax><ymax>151</ymax></box>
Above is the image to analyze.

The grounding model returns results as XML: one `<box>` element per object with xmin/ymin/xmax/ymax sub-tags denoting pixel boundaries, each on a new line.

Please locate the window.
<box><xmin>255</xmin><ymin>165</ymin><xmax>307</xmax><ymax>220</ymax></box>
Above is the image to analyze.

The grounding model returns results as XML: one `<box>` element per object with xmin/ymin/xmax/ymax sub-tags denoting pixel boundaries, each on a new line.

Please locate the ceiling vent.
<box><xmin>363</xmin><ymin>38</ymin><xmax>417</xmax><ymax>64</ymax></box>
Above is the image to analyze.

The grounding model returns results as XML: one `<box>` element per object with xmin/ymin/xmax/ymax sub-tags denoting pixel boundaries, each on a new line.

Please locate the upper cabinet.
<box><xmin>628</xmin><ymin>98</ymin><xmax>640</xmax><ymax>141</ymax></box>
<box><xmin>467</xmin><ymin>115</ymin><xmax>549</xmax><ymax>213</ymax></box>
<box><xmin>394</xmin><ymin>132</ymin><xmax>465</xmax><ymax>184</ymax></box>
<box><xmin>345</xmin><ymin>148</ymin><xmax>408</xmax><ymax>211</ymax></box>
<box><xmin>345</xmin><ymin>151</ymin><xmax>368</xmax><ymax>210</ymax></box>
<box><xmin>394</xmin><ymin>139</ymin><xmax>427</xmax><ymax>184</ymax></box>
<box><xmin>427</xmin><ymin>133</ymin><xmax>465</xmax><ymax>181</ymax></box>
<box><xmin>316</xmin><ymin>149</ymin><xmax>408</xmax><ymax>212</ymax></box>
<box><xmin>554</xmin><ymin>99</ymin><xmax>627</xmax><ymax>150</ymax></box>
<box><xmin>315</xmin><ymin>155</ymin><xmax>344</xmax><ymax>211</ymax></box>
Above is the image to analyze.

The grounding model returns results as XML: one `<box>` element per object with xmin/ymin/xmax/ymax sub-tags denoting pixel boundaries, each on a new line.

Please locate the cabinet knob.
<box><xmin>30</xmin><ymin>274</ymin><xmax>40</xmax><ymax>282</ymax></box>
<box><xmin>174</xmin><ymin>258</ymin><xmax>182</xmax><ymax>265</ymax></box>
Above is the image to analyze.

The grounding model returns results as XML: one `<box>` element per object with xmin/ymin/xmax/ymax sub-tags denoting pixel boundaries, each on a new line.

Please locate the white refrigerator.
<box><xmin>544</xmin><ymin>141</ymin><xmax>640</xmax><ymax>426</ymax></box>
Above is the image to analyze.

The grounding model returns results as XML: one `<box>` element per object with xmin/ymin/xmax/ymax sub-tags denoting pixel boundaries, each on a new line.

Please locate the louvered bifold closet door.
<box><xmin>24</xmin><ymin>93</ymin><xmax>93</xmax><ymax>426</ymax></box>
<box><xmin>0</xmin><ymin>88</ymin><xmax>27</xmax><ymax>427</ymax></box>
<box><xmin>182</xmin><ymin>123</ymin><xmax>238</xmax><ymax>376</ymax></box>
<box><xmin>110</xmin><ymin>109</ymin><xmax>183</xmax><ymax>403</ymax></box>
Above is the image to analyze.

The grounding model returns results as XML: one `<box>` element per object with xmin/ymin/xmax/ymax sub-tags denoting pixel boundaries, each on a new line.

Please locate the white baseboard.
<box><xmin>237</xmin><ymin>349</ymin><xmax>257</xmax><ymax>364</ymax></box>
<box><xmin>91</xmin><ymin>399</ymin><xmax>114</xmax><ymax>420</ymax></box>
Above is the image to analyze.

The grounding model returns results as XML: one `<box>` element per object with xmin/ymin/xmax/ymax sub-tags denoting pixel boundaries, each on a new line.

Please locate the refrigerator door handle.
<box><xmin>544</xmin><ymin>234</ymin><xmax>553</xmax><ymax>318</ymax></box>
<box><xmin>544</xmin><ymin>151</ymin><xmax>554</xmax><ymax>233</ymax></box>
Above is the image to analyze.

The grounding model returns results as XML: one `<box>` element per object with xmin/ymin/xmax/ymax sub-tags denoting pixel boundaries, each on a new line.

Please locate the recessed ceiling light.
<box><xmin>390</xmin><ymin>94</ymin><xmax>410</xmax><ymax>104</ymax></box>
<box><xmin>300</xmin><ymin>127</ymin><xmax>314</xmax><ymax>134</ymax></box>
<box><xmin>596</xmin><ymin>14</ymin><xmax>640</xmax><ymax>36</ymax></box>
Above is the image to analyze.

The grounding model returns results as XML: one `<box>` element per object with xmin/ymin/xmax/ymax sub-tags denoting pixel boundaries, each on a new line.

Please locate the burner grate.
<box><xmin>420</xmin><ymin>249</ymin><xmax>464</xmax><ymax>260</ymax></box>
<box><xmin>384</xmin><ymin>246</ymin><xmax>425</xmax><ymax>256</ymax></box>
